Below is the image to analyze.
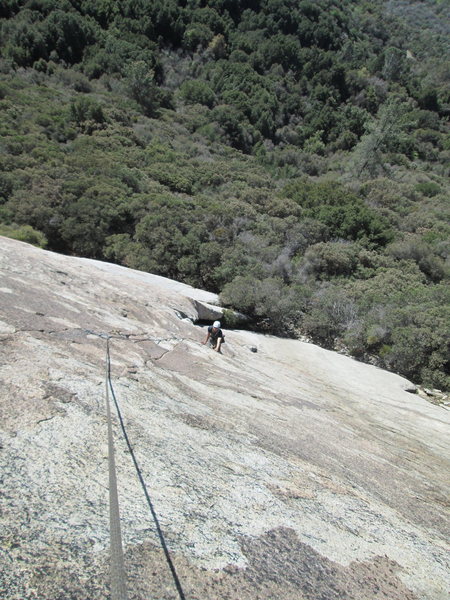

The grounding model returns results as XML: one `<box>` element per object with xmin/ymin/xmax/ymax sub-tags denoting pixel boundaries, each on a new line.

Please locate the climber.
<box><xmin>203</xmin><ymin>320</ymin><xmax>225</xmax><ymax>353</ymax></box>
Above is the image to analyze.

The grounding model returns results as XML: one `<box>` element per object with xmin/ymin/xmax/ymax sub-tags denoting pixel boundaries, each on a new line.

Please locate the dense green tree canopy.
<box><xmin>0</xmin><ymin>0</ymin><xmax>449</xmax><ymax>389</ymax></box>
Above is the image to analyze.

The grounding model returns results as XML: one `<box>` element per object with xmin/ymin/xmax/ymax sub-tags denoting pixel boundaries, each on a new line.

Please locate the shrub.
<box><xmin>43</xmin><ymin>9</ymin><xmax>97</xmax><ymax>65</ymax></box>
<box><xmin>387</xmin><ymin>238</ymin><xmax>447</xmax><ymax>282</ymax></box>
<box><xmin>297</xmin><ymin>241</ymin><xmax>359</xmax><ymax>280</ymax></box>
<box><xmin>415</xmin><ymin>181</ymin><xmax>441</xmax><ymax>197</ymax></box>
<box><xmin>220</xmin><ymin>275</ymin><xmax>308</xmax><ymax>333</ymax></box>
<box><xmin>179</xmin><ymin>79</ymin><xmax>215</xmax><ymax>108</ymax></box>
<box><xmin>301</xmin><ymin>283</ymin><xmax>359</xmax><ymax>346</ymax></box>
<box><xmin>283</xmin><ymin>179</ymin><xmax>394</xmax><ymax>247</ymax></box>
<box><xmin>0</xmin><ymin>172</ymin><xmax>14</xmax><ymax>200</ymax></box>
<box><xmin>103</xmin><ymin>233</ymin><xmax>135</xmax><ymax>265</ymax></box>
<box><xmin>339</xmin><ymin>272</ymin><xmax>450</xmax><ymax>388</ymax></box>
<box><xmin>0</xmin><ymin>223</ymin><xmax>47</xmax><ymax>247</ymax></box>
<box><xmin>70</xmin><ymin>96</ymin><xmax>105</xmax><ymax>126</ymax></box>
<box><xmin>57</xmin><ymin>68</ymin><xmax>92</xmax><ymax>92</ymax></box>
<box><xmin>182</xmin><ymin>23</ymin><xmax>214</xmax><ymax>51</ymax></box>
<box><xmin>126</xmin><ymin>61</ymin><xmax>162</xmax><ymax>117</ymax></box>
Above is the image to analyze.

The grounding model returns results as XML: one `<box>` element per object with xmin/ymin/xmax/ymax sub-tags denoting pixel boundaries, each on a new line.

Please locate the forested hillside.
<box><xmin>1</xmin><ymin>0</ymin><xmax>449</xmax><ymax>390</ymax></box>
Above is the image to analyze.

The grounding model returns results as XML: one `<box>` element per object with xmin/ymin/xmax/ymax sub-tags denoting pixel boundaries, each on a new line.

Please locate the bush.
<box><xmin>0</xmin><ymin>0</ymin><xmax>448</xmax><ymax>390</ymax></box>
<box><xmin>387</xmin><ymin>238</ymin><xmax>447</xmax><ymax>282</ymax></box>
<box><xmin>57</xmin><ymin>68</ymin><xmax>92</xmax><ymax>92</ymax></box>
<box><xmin>0</xmin><ymin>172</ymin><xmax>14</xmax><ymax>200</ymax></box>
<box><xmin>179</xmin><ymin>79</ymin><xmax>215</xmax><ymax>108</ymax></box>
<box><xmin>301</xmin><ymin>283</ymin><xmax>359</xmax><ymax>346</ymax></box>
<box><xmin>126</xmin><ymin>61</ymin><xmax>163</xmax><ymax>117</ymax></box>
<box><xmin>182</xmin><ymin>23</ymin><xmax>214</xmax><ymax>51</ymax></box>
<box><xmin>415</xmin><ymin>181</ymin><xmax>441</xmax><ymax>197</ymax></box>
<box><xmin>297</xmin><ymin>241</ymin><xmax>359</xmax><ymax>280</ymax></box>
<box><xmin>43</xmin><ymin>9</ymin><xmax>98</xmax><ymax>65</ymax></box>
<box><xmin>220</xmin><ymin>275</ymin><xmax>307</xmax><ymax>333</ymax></box>
<box><xmin>70</xmin><ymin>96</ymin><xmax>105</xmax><ymax>126</ymax></box>
<box><xmin>0</xmin><ymin>223</ymin><xmax>47</xmax><ymax>247</ymax></box>
<box><xmin>283</xmin><ymin>179</ymin><xmax>394</xmax><ymax>247</ymax></box>
<box><xmin>340</xmin><ymin>272</ymin><xmax>450</xmax><ymax>387</ymax></box>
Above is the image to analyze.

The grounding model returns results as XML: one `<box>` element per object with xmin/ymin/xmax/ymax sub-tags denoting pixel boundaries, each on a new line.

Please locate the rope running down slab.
<box><xmin>104</xmin><ymin>334</ymin><xmax>187</xmax><ymax>600</ymax></box>
<box><xmin>105</xmin><ymin>336</ymin><xmax>128</xmax><ymax>600</ymax></box>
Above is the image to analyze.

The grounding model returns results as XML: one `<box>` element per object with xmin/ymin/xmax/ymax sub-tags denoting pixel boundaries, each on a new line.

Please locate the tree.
<box><xmin>348</xmin><ymin>97</ymin><xmax>412</xmax><ymax>179</ymax></box>
<box><xmin>179</xmin><ymin>79</ymin><xmax>216</xmax><ymax>108</ymax></box>
<box><xmin>43</xmin><ymin>9</ymin><xmax>97</xmax><ymax>64</ymax></box>
<box><xmin>126</xmin><ymin>60</ymin><xmax>161</xmax><ymax>117</ymax></box>
<box><xmin>382</xmin><ymin>47</ymin><xmax>409</xmax><ymax>83</ymax></box>
<box><xmin>182</xmin><ymin>22</ymin><xmax>214</xmax><ymax>51</ymax></box>
<box><xmin>70</xmin><ymin>96</ymin><xmax>105</xmax><ymax>128</ymax></box>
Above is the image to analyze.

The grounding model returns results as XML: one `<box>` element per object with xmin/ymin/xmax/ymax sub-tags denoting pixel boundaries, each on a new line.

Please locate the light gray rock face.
<box><xmin>0</xmin><ymin>236</ymin><xmax>449</xmax><ymax>600</ymax></box>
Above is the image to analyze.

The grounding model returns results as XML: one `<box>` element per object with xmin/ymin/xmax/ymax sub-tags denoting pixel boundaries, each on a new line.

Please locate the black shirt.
<box><xmin>208</xmin><ymin>326</ymin><xmax>223</xmax><ymax>341</ymax></box>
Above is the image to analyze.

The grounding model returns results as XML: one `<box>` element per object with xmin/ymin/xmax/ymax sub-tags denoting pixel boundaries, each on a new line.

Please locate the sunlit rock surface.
<box><xmin>0</xmin><ymin>236</ymin><xmax>448</xmax><ymax>600</ymax></box>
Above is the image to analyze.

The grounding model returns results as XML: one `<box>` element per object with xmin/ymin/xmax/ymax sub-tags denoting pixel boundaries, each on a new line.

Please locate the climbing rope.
<box><xmin>105</xmin><ymin>336</ymin><xmax>128</xmax><ymax>600</ymax></box>
<box><xmin>101</xmin><ymin>332</ymin><xmax>187</xmax><ymax>600</ymax></box>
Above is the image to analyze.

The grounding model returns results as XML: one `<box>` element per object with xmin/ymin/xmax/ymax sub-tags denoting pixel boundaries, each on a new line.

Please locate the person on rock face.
<box><xmin>203</xmin><ymin>320</ymin><xmax>224</xmax><ymax>353</ymax></box>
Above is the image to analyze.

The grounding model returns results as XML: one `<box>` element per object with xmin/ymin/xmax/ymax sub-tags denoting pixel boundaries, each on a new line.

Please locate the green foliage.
<box><xmin>44</xmin><ymin>10</ymin><xmax>97</xmax><ymax>64</ymax></box>
<box><xmin>386</xmin><ymin>237</ymin><xmax>447</xmax><ymax>282</ymax></box>
<box><xmin>340</xmin><ymin>273</ymin><xmax>450</xmax><ymax>388</ymax></box>
<box><xmin>183</xmin><ymin>22</ymin><xmax>214</xmax><ymax>51</ymax></box>
<box><xmin>348</xmin><ymin>97</ymin><xmax>417</xmax><ymax>179</ymax></box>
<box><xmin>220</xmin><ymin>275</ymin><xmax>306</xmax><ymax>333</ymax></box>
<box><xmin>282</xmin><ymin>180</ymin><xmax>393</xmax><ymax>246</ymax></box>
<box><xmin>298</xmin><ymin>242</ymin><xmax>359</xmax><ymax>280</ymax></box>
<box><xmin>0</xmin><ymin>0</ymin><xmax>449</xmax><ymax>389</ymax></box>
<box><xmin>0</xmin><ymin>223</ymin><xmax>47</xmax><ymax>247</ymax></box>
<box><xmin>301</xmin><ymin>283</ymin><xmax>359</xmax><ymax>344</ymax></box>
<box><xmin>415</xmin><ymin>181</ymin><xmax>441</xmax><ymax>197</ymax></box>
<box><xmin>221</xmin><ymin>308</ymin><xmax>245</xmax><ymax>329</ymax></box>
<box><xmin>70</xmin><ymin>96</ymin><xmax>105</xmax><ymax>127</ymax></box>
<box><xmin>179</xmin><ymin>80</ymin><xmax>216</xmax><ymax>108</ymax></box>
<box><xmin>382</xmin><ymin>47</ymin><xmax>410</xmax><ymax>83</ymax></box>
<box><xmin>126</xmin><ymin>61</ymin><xmax>163</xmax><ymax>117</ymax></box>
<box><xmin>0</xmin><ymin>171</ymin><xmax>14</xmax><ymax>200</ymax></box>
<box><xmin>58</xmin><ymin>185</ymin><xmax>132</xmax><ymax>258</ymax></box>
<box><xmin>211</xmin><ymin>104</ymin><xmax>257</xmax><ymax>151</ymax></box>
